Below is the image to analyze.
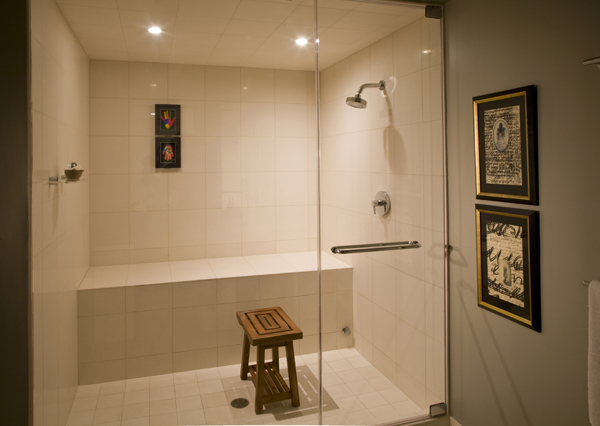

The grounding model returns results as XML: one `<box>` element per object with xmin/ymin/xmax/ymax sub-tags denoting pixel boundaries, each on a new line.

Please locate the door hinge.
<box><xmin>430</xmin><ymin>402</ymin><xmax>447</xmax><ymax>417</ymax></box>
<box><xmin>425</xmin><ymin>5</ymin><xmax>443</xmax><ymax>19</ymax></box>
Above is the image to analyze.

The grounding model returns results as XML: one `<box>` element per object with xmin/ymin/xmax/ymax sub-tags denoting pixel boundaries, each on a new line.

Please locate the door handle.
<box><xmin>331</xmin><ymin>241</ymin><xmax>421</xmax><ymax>254</ymax></box>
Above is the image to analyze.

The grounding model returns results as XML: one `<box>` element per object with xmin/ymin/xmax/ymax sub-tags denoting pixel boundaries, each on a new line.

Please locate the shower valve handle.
<box><xmin>371</xmin><ymin>191</ymin><xmax>391</xmax><ymax>216</ymax></box>
<box><xmin>371</xmin><ymin>199</ymin><xmax>387</xmax><ymax>214</ymax></box>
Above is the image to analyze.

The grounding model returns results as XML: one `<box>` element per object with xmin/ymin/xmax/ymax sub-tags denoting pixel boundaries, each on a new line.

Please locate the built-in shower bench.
<box><xmin>77</xmin><ymin>252</ymin><xmax>353</xmax><ymax>385</ymax></box>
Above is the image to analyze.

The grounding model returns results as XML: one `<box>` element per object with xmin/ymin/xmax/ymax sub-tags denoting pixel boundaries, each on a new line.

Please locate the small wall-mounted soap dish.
<box><xmin>64</xmin><ymin>169</ymin><xmax>84</xmax><ymax>181</ymax></box>
<box><xmin>49</xmin><ymin>162</ymin><xmax>85</xmax><ymax>184</ymax></box>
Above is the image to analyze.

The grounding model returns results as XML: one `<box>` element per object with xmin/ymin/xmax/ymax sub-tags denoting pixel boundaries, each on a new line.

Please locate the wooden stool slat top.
<box><xmin>236</xmin><ymin>307</ymin><xmax>302</xmax><ymax>346</ymax></box>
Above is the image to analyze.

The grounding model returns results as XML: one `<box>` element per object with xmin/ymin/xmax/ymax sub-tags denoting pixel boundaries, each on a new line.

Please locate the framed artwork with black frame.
<box><xmin>155</xmin><ymin>104</ymin><xmax>181</xmax><ymax>136</ymax></box>
<box><xmin>155</xmin><ymin>137</ymin><xmax>181</xmax><ymax>169</ymax></box>
<box><xmin>476</xmin><ymin>204</ymin><xmax>541</xmax><ymax>332</ymax></box>
<box><xmin>473</xmin><ymin>85</ymin><xmax>538</xmax><ymax>204</ymax></box>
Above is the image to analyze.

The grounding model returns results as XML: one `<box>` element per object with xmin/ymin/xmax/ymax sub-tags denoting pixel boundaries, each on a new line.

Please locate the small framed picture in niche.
<box><xmin>473</xmin><ymin>85</ymin><xmax>538</xmax><ymax>204</ymax></box>
<box><xmin>155</xmin><ymin>104</ymin><xmax>181</xmax><ymax>135</ymax></box>
<box><xmin>476</xmin><ymin>204</ymin><xmax>540</xmax><ymax>332</ymax></box>
<box><xmin>155</xmin><ymin>137</ymin><xmax>181</xmax><ymax>169</ymax></box>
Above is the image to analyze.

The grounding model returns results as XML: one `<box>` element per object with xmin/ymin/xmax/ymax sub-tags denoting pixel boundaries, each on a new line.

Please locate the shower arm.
<box><xmin>356</xmin><ymin>80</ymin><xmax>386</xmax><ymax>95</ymax></box>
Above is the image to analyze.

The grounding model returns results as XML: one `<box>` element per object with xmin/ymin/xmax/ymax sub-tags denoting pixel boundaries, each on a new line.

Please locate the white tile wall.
<box><xmin>90</xmin><ymin>62</ymin><xmax>315</xmax><ymax>264</ymax></box>
<box><xmin>31</xmin><ymin>0</ymin><xmax>90</xmax><ymax>425</ymax></box>
<box><xmin>320</xmin><ymin>17</ymin><xmax>445</xmax><ymax>408</ymax></box>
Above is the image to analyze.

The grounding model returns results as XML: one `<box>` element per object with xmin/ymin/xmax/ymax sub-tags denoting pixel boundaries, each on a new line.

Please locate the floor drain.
<box><xmin>230</xmin><ymin>398</ymin><xmax>250</xmax><ymax>409</ymax></box>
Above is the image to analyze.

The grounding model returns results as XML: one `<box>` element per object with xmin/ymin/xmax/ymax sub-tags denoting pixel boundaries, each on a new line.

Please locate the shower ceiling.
<box><xmin>55</xmin><ymin>0</ymin><xmax>423</xmax><ymax>70</ymax></box>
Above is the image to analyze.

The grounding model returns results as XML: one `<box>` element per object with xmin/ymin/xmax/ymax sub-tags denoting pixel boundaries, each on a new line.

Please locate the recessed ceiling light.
<box><xmin>148</xmin><ymin>27</ymin><xmax>162</xmax><ymax>34</ymax></box>
<box><xmin>295</xmin><ymin>38</ymin><xmax>308</xmax><ymax>46</ymax></box>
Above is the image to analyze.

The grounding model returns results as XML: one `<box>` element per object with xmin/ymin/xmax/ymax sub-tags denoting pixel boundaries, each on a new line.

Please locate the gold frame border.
<box><xmin>473</xmin><ymin>90</ymin><xmax>531</xmax><ymax>201</ymax></box>
<box><xmin>476</xmin><ymin>207</ymin><xmax>534</xmax><ymax>326</ymax></box>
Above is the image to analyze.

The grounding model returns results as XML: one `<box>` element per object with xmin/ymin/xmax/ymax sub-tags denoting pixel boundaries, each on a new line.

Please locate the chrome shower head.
<box><xmin>346</xmin><ymin>95</ymin><xmax>367</xmax><ymax>109</ymax></box>
<box><xmin>345</xmin><ymin>80</ymin><xmax>386</xmax><ymax>109</ymax></box>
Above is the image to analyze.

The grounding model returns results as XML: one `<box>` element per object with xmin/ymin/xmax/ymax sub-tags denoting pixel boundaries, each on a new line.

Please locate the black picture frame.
<box><xmin>476</xmin><ymin>204</ymin><xmax>540</xmax><ymax>332</ymax></box>
<box><xmin>473</xmin><ymin>85</ymin><xmax>538</xmax><ymax>204</ymax></box>
<box><xmin>155</xmin><ymin>137</ymin><xmax>181</xmax><ymax>169</ymax></box>
<box><xmin>155</xmin><ymin>104</ymin><xmax>181</xmax><ymax>136</ymax></box>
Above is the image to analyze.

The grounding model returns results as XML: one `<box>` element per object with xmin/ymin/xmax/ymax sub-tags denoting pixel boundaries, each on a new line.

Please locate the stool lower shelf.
<box><xmin>247</xmin><ymin>361</ymin><xmax>294</xmax><ymax>405</ymax></box>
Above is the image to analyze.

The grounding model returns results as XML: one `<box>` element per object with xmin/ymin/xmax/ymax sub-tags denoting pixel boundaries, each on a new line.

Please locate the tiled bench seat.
<box><xmin>77</xmin><ymin>252</ymin><xmax>353</xmax><ymax>385</ymax></box>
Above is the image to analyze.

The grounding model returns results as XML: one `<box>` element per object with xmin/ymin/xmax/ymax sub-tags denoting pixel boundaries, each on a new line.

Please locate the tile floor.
<box><xmin>66</xmin><ymin>349</ymin><xmax>428</xmax><ymax>426</ymax></box>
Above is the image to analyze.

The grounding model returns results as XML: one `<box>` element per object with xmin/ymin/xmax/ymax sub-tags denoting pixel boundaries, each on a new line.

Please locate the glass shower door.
<box><xmin>315</xmin><ymin>1</ymin><xmax>447</xmax><ymax>423</ymax></box>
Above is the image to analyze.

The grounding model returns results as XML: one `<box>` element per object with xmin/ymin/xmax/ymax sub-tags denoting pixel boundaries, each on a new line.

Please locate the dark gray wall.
<box><xmin>0</xmin><ymin>0</ymin><xmax>30</xmax><ymax>425</ymax></box>
<box><xmin>446</xmin><ymin>0</ymin><xmax>600</xmax><ymax>425</ymax></box>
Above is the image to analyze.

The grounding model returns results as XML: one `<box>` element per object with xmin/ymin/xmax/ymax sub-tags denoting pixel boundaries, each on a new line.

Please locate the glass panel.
<box><xmin>316</xmin><ymin>0</ymin><xmax>446</xmax><ymax>424</ymax></box>
<box><xmin>37</xmin><ymin>0</ymin><xmax>323</xmax><ymax>424</ymax></box>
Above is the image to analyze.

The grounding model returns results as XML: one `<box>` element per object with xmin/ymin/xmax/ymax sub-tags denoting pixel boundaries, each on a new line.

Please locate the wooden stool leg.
<box><xmin>272</xmin><ymin>346</ymin><xmax>279</xmax><ymax>370</ymax></box>
<box><xmin>285</xmin><ymin>341</ymin><xmax>300</xmax><ymax>407</ymax></box>
<box><xmin>255</xmin><ymin>346</ymin><xmax>265</xmax><ymax>414</ymax></box>
<box><xmin>240</xmin><ymin>334</ymin><xmax>250</xmax><ymax>380</ymax></box>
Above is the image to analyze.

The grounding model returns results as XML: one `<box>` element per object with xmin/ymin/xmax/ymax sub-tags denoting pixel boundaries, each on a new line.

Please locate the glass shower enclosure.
<box><xmin>30</xmin><ymin>0</ymin><xmax>447</xmax><ymax>425</ymax></box>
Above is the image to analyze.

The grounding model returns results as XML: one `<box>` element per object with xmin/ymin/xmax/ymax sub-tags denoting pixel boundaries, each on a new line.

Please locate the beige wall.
<box><xmin>89</xmin><ymin>62</ymin><xmax>316</xmax><ymax>266</ymax></box>
<box><xmin>30</xmin><ymin>0</ymin><xmax>90</xmax><ymax>424</ymax></box>
<box><xmin>446</xmin><ymin>0</ymin><xmax>600</xmax><ymax>424</ymax></box>
<box><xmin>320</xmin><ymin>17</ymin><xmax>445</xmax><ymax>409</ymax></box>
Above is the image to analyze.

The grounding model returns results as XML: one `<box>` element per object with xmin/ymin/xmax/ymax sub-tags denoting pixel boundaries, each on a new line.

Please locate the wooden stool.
<box><xmin>236</xmin><ymin>306</ymin><xmax>303</xmax><ymax>414</ymax></box>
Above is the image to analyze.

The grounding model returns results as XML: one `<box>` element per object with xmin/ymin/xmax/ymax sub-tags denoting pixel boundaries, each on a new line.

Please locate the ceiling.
<box><xmin>55</xmin><ymin>0</ymin><xmax>425</xmax><ymax>70</ymax></box>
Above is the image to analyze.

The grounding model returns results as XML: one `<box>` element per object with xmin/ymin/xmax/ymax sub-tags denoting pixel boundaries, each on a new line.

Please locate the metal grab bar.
<box><xmin>330</xmin><ymin>241</ymin><xmax>421</xmax><ymax>254</ymax></box>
